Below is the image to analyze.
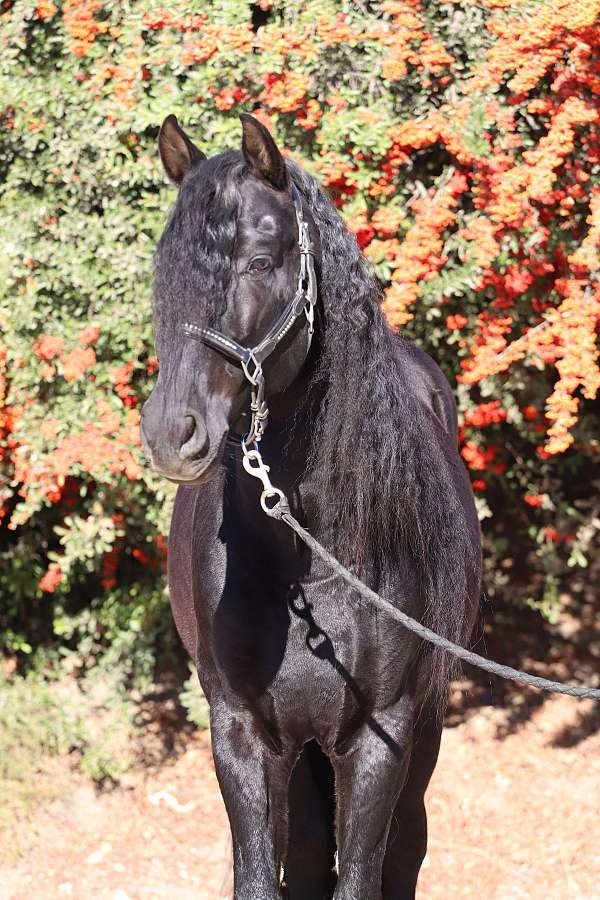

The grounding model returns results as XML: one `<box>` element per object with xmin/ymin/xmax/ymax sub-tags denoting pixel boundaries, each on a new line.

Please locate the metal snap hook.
<box><xmin>260</xmin><ymin>488</ymin><xmax>288</xmax><ymax>517</ymax></box>
<box><xmin>242</xmin><ymin>448</ymin><xmax>272</xmax><ymax>492</ymax></box>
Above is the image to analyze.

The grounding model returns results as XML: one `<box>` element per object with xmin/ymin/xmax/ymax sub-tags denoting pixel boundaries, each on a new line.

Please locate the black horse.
<box><xmin>141</xmin><ymin>113</ymin><xmax>481</xmax><ymax>900</ymax></box>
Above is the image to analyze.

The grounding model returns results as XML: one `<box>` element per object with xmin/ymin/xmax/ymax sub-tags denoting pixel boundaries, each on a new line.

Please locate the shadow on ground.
<box><xmin>445</xmin><ymin>589</ymin><xmax>599</xmax><ymax>745</ymax></box>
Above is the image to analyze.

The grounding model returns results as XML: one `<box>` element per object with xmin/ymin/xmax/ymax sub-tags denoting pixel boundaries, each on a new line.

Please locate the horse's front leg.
<box><xmin>332</xmin><ymin>698</ymin><xmax>414</xmax><ymax>900</ymax></box>
<box><xmin>210</xmin><ymin>698</ymin><xmax>294</xmax><ymax>900</ymax></box>
<box><xmin>382</xmin><ymin>702</ymin><xmax>443</xmax><ymax>900</ymax></box>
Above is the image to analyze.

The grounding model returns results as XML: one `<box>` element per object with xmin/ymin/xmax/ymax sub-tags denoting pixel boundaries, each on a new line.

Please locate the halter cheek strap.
<box><xmin>181</xmin><ymin>183</ymin><xmax>317</xmax><ymax>449</ymax></box>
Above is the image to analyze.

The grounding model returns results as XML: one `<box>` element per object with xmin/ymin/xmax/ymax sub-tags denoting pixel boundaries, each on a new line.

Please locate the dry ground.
<box><xmin>1</xmin><ymin>684</ymin><xmax>599</xmax><ymax>900</ymax></box>
<box><xmin>2</xmin><ymin>592</ymin><xmax>599</xmax><ymax>899</ymax></box>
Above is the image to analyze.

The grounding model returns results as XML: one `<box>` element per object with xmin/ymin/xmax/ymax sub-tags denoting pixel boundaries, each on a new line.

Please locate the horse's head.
<box><xmin>141</xmin><ymin>114</ymin><xmax>318</xmax><ymax>484</ymax></box>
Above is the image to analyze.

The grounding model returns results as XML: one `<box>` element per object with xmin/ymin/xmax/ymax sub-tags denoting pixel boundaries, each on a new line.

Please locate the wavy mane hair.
<box><xmin>153</xmin><ymin>151</ymin><xmax>479</xmax><ymax>694</ymax></box>
<box><xmin>287</xmin><ymin>159</ymin><xmax>479</xmax><ymax>694</ymax></box>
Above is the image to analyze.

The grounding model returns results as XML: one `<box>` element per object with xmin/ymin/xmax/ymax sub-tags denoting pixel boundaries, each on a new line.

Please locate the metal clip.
<box><xmin>242</xmin><ymin>446</ymin><xmax>273</xmax><ymax>490</ymax></box>
<box><xmin>241</xmin><ymin>446</ymin><xmax>288</xmax><ymax>516</ymax></box>
<box><xmin>299</xmin><ymin>222</ymin><xmax>311</xmax><ymax>252</ymax></box>
<box><xmin>304</xmin><ymin>301</ymin><xmax>314</xmax><ymax>338</ymax></box>
<box><xmin>241</xmin><ymin>353</ymin><xmax>263</xmax><ymax>387</ymax></box>
<box><xmin>246</xmin><ymin>376</ymin><xmax>268</xmax><ymax>445</ymax></box>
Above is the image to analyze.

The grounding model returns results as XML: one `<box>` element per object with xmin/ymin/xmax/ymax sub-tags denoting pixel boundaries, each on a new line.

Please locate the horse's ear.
<box><xmin>240</xmin><ymin>113</ymin><xmax>288</xmax><ymax>191</ymax></box>
<box><xmin>158</xmin><ymin>115</ymin><xmax>206</xmax><ymax>186</ymax></box>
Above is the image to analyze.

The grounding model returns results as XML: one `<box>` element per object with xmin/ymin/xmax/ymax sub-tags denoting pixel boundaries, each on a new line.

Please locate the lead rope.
<box><xmin>240</xmin><ymin>456</ymin><xmax>600</xmax><ymax>700</ymax></box>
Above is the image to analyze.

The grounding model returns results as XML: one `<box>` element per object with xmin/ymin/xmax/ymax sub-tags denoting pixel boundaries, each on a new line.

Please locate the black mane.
<box><xmin>287</xmin><ymin>159</ymin><xmax>479</xmax><ymax>695</ymax></box>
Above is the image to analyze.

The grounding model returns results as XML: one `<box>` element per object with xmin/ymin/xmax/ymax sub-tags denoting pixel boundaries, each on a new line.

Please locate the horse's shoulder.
<box><xmin>393</xmin><ymin>337</ymin><xmax>458</xmax><ymax>440</ymax></box>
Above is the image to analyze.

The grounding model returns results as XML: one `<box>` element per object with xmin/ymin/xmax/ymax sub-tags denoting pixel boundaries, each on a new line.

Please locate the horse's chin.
<box><xmin>163</xmin><ymin>466</ymin><xmax>219</xmax><ymax>486</ymax></box>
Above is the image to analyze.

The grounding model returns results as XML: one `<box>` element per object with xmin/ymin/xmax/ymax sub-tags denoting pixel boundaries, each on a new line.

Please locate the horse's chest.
<box><xmin>213</xmin><ymin>578</ymin><xmax>416</xmax><ymax>746</ymax></box>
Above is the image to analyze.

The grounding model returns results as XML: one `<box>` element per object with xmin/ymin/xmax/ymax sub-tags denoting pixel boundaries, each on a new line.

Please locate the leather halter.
<box><xmin>182</xmin><ymin>183</ymin><xmax>317</xmax><ymax>448</ymax></box>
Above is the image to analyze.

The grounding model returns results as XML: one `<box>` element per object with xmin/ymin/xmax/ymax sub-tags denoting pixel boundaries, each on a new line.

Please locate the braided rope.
<box><xmin>275</xmin><ymin>509</ymin><xmax>600</xmax><ymax>701</ymax></box>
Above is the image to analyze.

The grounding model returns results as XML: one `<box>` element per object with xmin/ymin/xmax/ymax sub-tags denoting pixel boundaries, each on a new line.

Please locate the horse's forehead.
<box><xmin>237</xmin><ymin>178</ymin><xmax>292</xmax><ymax>236</ymax></box>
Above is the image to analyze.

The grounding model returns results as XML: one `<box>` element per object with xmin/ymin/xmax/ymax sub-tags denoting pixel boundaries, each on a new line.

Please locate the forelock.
<box><xmin>153</xmin><ymin>150</ymin><xmax>245</xmax><ymax>338</ymax></box>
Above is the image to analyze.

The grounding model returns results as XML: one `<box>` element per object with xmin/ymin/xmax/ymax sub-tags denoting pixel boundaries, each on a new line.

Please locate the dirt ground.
<box><xmin>2</xmin><ymin>594</ymin><xmax>599</xmax><ymax>900</ymax></box>
<box><xmin>2</xmin><ymin>680</ymin><xmax>599</xmax><ymax>900</ymax></box>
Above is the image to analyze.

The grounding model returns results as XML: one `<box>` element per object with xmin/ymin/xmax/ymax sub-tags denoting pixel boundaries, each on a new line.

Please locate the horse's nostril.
<box><xmin>179</xmin><ymin>413</ymin><xmax>209</xmax><ymax>462</ymax></box>
<box><xmin>181</xmin><ymin>415</ymin><xmax>196</xmax><ymax>445</ymax></box>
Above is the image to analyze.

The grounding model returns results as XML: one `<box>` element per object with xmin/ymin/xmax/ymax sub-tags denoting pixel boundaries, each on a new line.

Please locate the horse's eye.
<box><xmin>248</xmin><ymin>255</ymin><xmax>272</xmax><ymax>274</ymax></box>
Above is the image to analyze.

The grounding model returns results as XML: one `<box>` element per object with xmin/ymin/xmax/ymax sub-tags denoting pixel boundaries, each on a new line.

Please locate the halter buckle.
<box><xmin>241</xmin><ymin>353</ymin><xmax>263</xmax><ymax>386</ymax></box>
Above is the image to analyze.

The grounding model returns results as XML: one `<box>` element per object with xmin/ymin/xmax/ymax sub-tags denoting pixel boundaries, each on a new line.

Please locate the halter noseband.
<box><xmin>181</xmin><ymin>183</ymin><xmax>317</xmax><ymax>514</ymax></box>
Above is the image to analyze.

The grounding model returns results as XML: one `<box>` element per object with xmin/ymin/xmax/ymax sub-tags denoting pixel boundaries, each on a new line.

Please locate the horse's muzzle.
<box><xmin>140</xmin><ymin>391</ymin><xmax>226</xmax><ymax>484</ymax></box>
